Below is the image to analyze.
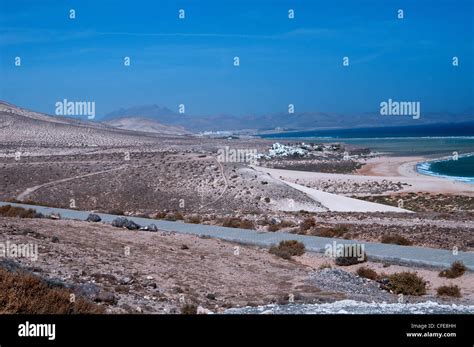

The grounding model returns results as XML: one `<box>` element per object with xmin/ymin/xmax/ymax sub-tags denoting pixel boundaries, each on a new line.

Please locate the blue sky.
<box><xmin>0</xmin><ymin>0</ymin><xmax>473</xmax><ymax>118</ymax></box>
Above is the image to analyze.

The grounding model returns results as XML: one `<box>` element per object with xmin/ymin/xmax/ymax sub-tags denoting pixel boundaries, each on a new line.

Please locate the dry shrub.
<box><xmin>357</xmin><ymin>266</ymin><xmax>378</xmax><ymax>280</ymax></box>
<box><xmin>269</xmin><ymin>240</ymin><xmax>306</xmax><ymax>260</ymax></box>
<box><xmin>0</xmin><ymin>267</ymin><xmax>104</xmax><ymax>314</ymax></box>
<box><xmin>318</xmin><ymin>262</ymin><xmax>332</xmax><ymax>270</ymax></box>
<box><xmin>386</xmin><ymin>272</ymin><xmax>426</xmax><ymax>296</ymax></box>
<box><xmin>267</xmin><ymin>220</ymin><xmax>295</xmax><ymax>232</ymax></box>
<box><xmin>439</xmin><ymin>261</ymin><xmax>467</xmax><ymax>279</ymax></box>
<box><xmin>299</xmin><ymin>217</ymin><xmax>316</xmax><ymax>232</ymax></box>
<box><xmin>0</xmin><ymin>205</ymin><xmax>37</xmax><ymax>218</ymax></box>
<box><xmin>316</xmin><ymin>225</ymin><xmax>348</xmax><ymax>238</ymax></box>
<box><xmin>186</xmin><ymin>215</ymin><xmax>202</xmax><ymax>224</ymax></box>
<box><xmin>153</xmin><ymin>211</ymin><xmax>167</xmax><ymax>219</ymax></box>
<box><xmin>165</xmin><ymin>211</ymin><xmax>184</xmax><ymax>221</ymax></box>
<box><xmin>437</xmin><ymin>285</ymin><xmax>461</xmax><ymax>298</ymax></box>
<box><xmin>267</xmin><ymin>224</ymin><xmax>280</xmax><ymax>232</ymax></box>
<box><xmin>381</xmin><ymin>234</ymin><xmax>412</xmax><ymax>246</ymax></box>
<box><xmin>180</xmin><ymin>304</ymin><xmax>197</xmax><ymax>314</ymax></box>
<box><xmin>173</xmin><ymin>211</ymin><xmax>184</xmax><ymax>220</ymax></box>
<box><xmin>108</xmin><ymin>208</ymin><xmax>124</xmax><ymax>215</ymax></box>
<box><xmin>222</xmin><ymin>217</ymin><xmax>255</xmax><ymax>230</ymax></box>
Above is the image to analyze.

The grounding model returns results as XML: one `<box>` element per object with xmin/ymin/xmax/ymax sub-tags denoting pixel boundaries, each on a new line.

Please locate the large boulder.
<box><xmin>111</xmin><ymin>217</ymin><xmax>128</xmax><ymax>228</ymax></box>
<box><xmin>86</xmin><ymin>213</ymin><xmax>101</xmax><ymax>222</ymax></box>
<box><xmin>140</xmin><ymin>224</ymin><xmax>158</xmax><ymax>232</ymax></box>
<box><xmin>124</xmin><ymin>220</ymin><xmax>140</xmax><ymax>230</ymax></box>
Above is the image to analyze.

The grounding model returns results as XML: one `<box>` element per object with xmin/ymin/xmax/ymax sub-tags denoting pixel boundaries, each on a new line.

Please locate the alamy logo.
<box><xmin>380</xmin><ymin>98</ymin><xmax>420</xmax><ymax>119</ymax></box>
<box><xmin>0</xmin><ymin>241</ymin><xmax>38</xmax><ymax>261</ymax></box>
<box><xmin>324</xmin><ymin>241</ymin><xmax>365</xmax><ymax>261</ymax></box>
<box><xmin>217</xmin><ymin>146</ymin><xmax>257</xmax><ymax>163</ymax></box>
<box><xmin>55</xmin><ymin>99</ymin><xmax>95</xmax><ymax>119</ymax></box>
<box><xmin>18</xmin><ymin>321</ymin><xmax>55</xmax><ymax>341</ymax></box>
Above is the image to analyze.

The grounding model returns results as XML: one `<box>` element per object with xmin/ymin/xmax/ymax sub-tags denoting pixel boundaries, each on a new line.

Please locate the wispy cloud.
<box><xmin>0</xmin><ymin>28</ymin><xmax>96</xmax><ymax>45</ymax></box>
<box><xmin>96</xmin><ymin>28</ymin><xmax>336</xmax><ymax>40</ymax></box>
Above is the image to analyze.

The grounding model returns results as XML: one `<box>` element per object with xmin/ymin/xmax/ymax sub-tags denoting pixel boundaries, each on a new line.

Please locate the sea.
<box><xmin>260</xmin><ymin>122</ymin><xmax>474</xmax><ymax>184</ymax></box>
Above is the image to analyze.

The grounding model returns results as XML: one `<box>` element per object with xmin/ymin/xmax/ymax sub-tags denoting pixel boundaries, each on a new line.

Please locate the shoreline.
<box><xmin>415</xmin><ymin>153</ymin><xmax>474</xmax><ymax>185</ymax></box>
<box><xmin>257</xmin><ymin>155</ymin><xmax>474</xmax><ymax>197</ymax></box>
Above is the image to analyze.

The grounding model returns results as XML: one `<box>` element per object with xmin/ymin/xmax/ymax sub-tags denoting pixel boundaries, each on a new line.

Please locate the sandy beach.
<box><xmin>255</xmin><ymin>156</ymin><xmax>474</xmax><ymax>198</ymax></box>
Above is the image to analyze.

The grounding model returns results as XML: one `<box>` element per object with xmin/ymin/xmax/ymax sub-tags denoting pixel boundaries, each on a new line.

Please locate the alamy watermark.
<box><xmin>217</xmin><ymin>146</ymin><xmax>257</xmax><ymax>163</ymax></box>
<box><xmin>0</xmin><ymin>241</ymin><xmax>38</xmax><ymax>261</ymax></box>
<box><xmin>380</xmin><ymin>99</ymin><xmax>420</xmax><ymax>119</ymax></box>
<box><xmin>324</xmin><ymin>241</ymin><xmax>365</xmax><ymax>261</ymax></box>
<box><xmin>55</xmin><ymin>99</ymin><xmax>95</xmax><ymax>120</ymax></box>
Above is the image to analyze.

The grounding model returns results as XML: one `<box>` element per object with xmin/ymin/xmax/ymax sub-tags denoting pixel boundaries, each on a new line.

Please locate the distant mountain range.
<box><xmin>102</xmin><ymin>104</ymin><xmax>474</xmax><ymax>133</ymax></box>
<box><xmin>103</xmin><ymin>117</ymin><xmax>191</xmax><ymax>135</ymax></box>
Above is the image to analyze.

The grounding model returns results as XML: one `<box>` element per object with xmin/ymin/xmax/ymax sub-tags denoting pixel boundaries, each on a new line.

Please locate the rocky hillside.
<box><xmin>0</xmin><ymin>101</ymin><xmax>179</xmax><ymax>148</ymax></box>
<box><xmin>104</xmin><ymin>117</ymin><xmax>191</xmax><ymax>135</ymax></box>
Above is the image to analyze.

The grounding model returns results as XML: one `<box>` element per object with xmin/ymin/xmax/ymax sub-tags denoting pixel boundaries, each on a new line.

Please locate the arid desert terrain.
<box><xmin>0</xmin><ymin>101</ymin><xmax>473</xmax><ymax>314</ymax></box>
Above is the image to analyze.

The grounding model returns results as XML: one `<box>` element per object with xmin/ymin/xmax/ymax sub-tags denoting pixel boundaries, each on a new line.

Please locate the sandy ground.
<box><xmin>255</xmin><ymin>157</ymin><xmax>474</xmax><ymax>198</ymax></box>
<box><xmin>357</xmin><ymin>156</ymin><xmax>423</xmax><ymax>176</ymax></box>
<box><xmin>359</xmin><ymin>156</ymin><xmax>474</xmax><ymax>194</ymax></box>
<box><xmin>272</xmin><ymin>178</ymin><xmax>409</xmax><ymax>213</ymax></box>
<box><xmin>0</xmin><ymin>217</ymin><xmax>332</xmax><ymax>313</ymax></box>
<box><xmin>0</xmin><ymin>217</ymin><xmax>472</xmax><ymax>314</ymax></box>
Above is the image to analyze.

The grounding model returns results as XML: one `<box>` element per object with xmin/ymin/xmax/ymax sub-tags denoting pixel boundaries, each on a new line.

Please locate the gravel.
<box><xmin>308</xmin><ymin>268</ymin><xmax>395</xmax><ymax>302</ymax></box>
<box><xmin>225</xmin><ymin>300</ymin><xmax>474</xmax><ymax>314</ymax></box>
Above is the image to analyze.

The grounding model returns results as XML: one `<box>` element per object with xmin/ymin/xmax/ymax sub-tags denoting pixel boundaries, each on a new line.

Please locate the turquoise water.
<box><xmin>268</xmin><ymin>136</ymin><xmax>474</xmax><ymax>156</ymax></box>
<box><xmin>260</xmin><ymin>135</ymin><xmax>474</xmax><ymax>183</ymax></box>
<box><xmin>417</xmin><ymin>154</ymin><xmax>474</xmax><ymax>184</ymax></box>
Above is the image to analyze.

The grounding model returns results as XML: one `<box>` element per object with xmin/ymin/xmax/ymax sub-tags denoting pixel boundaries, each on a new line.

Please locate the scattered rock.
<box><xmin>74</xmin><ymin>283</ymin><xmax>100</xmax><ymax>301</ymax></box>
<box><xmin>50</xmin><ymin>213</ymin><xmax>61</xmax><ymax>220</ymax></box>
<box><xmin>206</xmin><ymin>293</ymin><xmax>216</xmax><ymax>300</ymax></box>
<box><xmin>140</xmin><ymin>224</ymin><xmax>158</xmax><ymax>232</ymax></box>
<box><xmin>270</xmin><ymin>218</ymin><xmax>281</xmax><ymax>224</ymax></box>
<box><xmin>124</xmin><ymin>220</ymin><xmax>140</xmax><ymax>230</ymax></box>
<box><xmin>309</xmin><ymin>268</ymin><xmax>392</xmax><ymax>302</ymax></box>
<box><xmin>51</xmin><ymin>236</ymin><xmax>60</xmax><ymax>243</ymax></box>
<box><xmin>111</xmin><ymin>217</ymin><xmax>140</xmax><ymax>230</ymax></box>
<box><xmin>95</xmin><ymin>291</ymin><xmax>117</xmax><ymax>304</ymax></box>
<box><xmin>147</xmin><ymin>224</ymin><xmax>158</xmax><ymax>232</ymax></box>
<box><xmin>197</xmin><ymin>305</ymin><xmax>213</xmax><ymax>314</ymax></box>
<box><xmin>119</xmin><ymin>277</ymin><xmax>133</xmax><ymax>285</ymax></box>
<box><xmin>86</xmin><ymin>214</ymin><xmax>101</xmax><ymax>222</ymax></box>
<box><xmin>91</xmin><ymin>273</ymin><xmax>117</xmax><ymax>284</ymax></box>
<box><xmin>335</xmin><ymin>253</ymin><xmax>367</xmax><ymax>266</ymax></box>
<box><xmin>112</xmin><ymin>217</ymin><xmax>128</xmax><ymax>228</ymax></box>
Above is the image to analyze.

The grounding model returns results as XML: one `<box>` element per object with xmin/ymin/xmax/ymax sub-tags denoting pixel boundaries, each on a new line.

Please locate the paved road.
<box><xmin>1</xmin><ymin>201</ymin><xmax>472</xmax><ymax>270</ymax></box>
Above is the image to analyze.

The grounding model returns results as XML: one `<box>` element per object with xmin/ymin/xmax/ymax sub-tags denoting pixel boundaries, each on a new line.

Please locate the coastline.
<box><xmin>416</xmin><ymin>153</ymin><xmax>474</xmax><ymax>184</ymax></box>
<box><xmin>256</xmin><ymin>155</ymin><xmax>474</xmax><ymax>197</ymax></box>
